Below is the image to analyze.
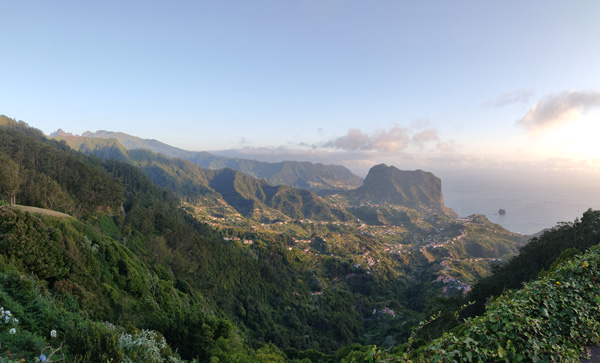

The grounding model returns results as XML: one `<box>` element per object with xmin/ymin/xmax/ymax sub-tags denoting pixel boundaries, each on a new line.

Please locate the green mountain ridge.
<box><xmin>51</xmin><ymin>133</ymin><xmax>453</xmax><ymax>225</ymax></box>
<box><xmin>51</xmin><ymin>129</ymin><xmax>363</xmax><ymax>192</ymax></box>
<box><xmin>9</xmin><ymin>114</ymin><xmax>591</xmax><ymax>362</ymax></box>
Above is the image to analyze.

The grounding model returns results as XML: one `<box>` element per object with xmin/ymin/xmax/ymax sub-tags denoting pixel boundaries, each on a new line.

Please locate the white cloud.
<box><xmin>486</xmin><ymin>88</ymin><xmax>533</xmax><ymax>108</ymax></box>
<box><xmin>409</xmin><ymin>118</ymin><xmax>431</xmax><ymax>130</ymax></box>
<box><xmin>518</xmin><ymin>90</ymin><xmax>600</xmax><ymax>133</ymax></box>
<box><xmin>324</xmin><ymin>124</ymin><xmax>453</xmax><ymax>153</ymax></box>
<box><xmin>369</xmin><ymin>126</ymin><xmax>410</xmax><ymax>152</ymax></box>
<box><xmin>326</xmin><ymin>128</ymin><xmax>374</xmax><ymax>151</ymax></box>
<box><xmin>412</xmin><ymin>128</ymin><xmax>439</xmax><ymax>148</ymax></box>
<box><xmin>436</xmin><ymin>140</ymin><xmax>456</xmax><ymax>153</ymax></box>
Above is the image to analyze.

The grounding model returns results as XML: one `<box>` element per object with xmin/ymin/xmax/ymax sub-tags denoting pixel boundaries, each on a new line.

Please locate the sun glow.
<box><xmin>532</xmin><ymin>115</ymin><xmax>600</xmax><ymax>161</ymax></box>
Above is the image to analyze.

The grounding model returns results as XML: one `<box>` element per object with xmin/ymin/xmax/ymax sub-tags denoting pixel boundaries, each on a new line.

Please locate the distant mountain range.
<box><xmin>51</xmin><ymin>129</ymin><xmax>363</xmax><ymax>192</ymax></box>
<box><xmin>51</xmin><ymin>130</ymin><xmax>455</xmax><ymax>225</ymax></box>
<box><xmin>51</xmin><ymin>130</ymin><xmax>453</xmax><ymax>218</ymax></box>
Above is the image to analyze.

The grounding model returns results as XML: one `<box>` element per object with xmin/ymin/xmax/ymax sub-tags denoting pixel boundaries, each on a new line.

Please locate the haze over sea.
<box><xmin>437</xmin><ymin>168</ymin><xmax>600</xmax><ymax>235</ymax></box>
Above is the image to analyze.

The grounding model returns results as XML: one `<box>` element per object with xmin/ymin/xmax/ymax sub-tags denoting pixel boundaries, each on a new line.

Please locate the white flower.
<box><xmin>50</xmin><ymin>329</ymin><xmax>57</xmax><ymax>338</ymax></box>
<box><xmin>5</xmin><ymin>316</ymin><xmax>9</xmax><ymax>323</ymax></box>
<box><xmin>13</xmin><ymin>318</ymin><xmax>18</xmax><ymax>325</ymax></box>
<box><xmin>9</xmin><ymin>328</ymin><xmax>16</xmax><ymax>335</ymax></box>
<box><xmin>5</xmin><ymin>310</ymin><xmax>11</xmax><ymax>316</ymax></box>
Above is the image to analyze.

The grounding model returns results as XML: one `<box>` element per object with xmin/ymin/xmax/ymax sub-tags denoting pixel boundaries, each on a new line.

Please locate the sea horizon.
<box><xmin>439</xmin><ymin>168</ymin><xmax>600</xmax><ymax>235</ymax></box>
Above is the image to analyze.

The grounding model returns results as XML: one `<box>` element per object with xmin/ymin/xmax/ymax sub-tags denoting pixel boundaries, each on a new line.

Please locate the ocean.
<box><xmin>437</xmin><ymin>168</ymin><xmax>600</xmax><ymax>235</ymax></box>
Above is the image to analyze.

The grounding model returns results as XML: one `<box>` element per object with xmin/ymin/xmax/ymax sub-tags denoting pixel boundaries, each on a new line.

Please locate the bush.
<box><xmin>119</xmin><ymin>329</ymin><xmax>180</xmax><ymax>363</ymax></box>
<box><xmin>63</xmin><ymin>320</ymin><xmax>123</xmax><ymax>362</ymax></box>
<box><xmin>424</xmin><ymin>244</ymin><xmax>600</xmax><ymax>362</ymax></box>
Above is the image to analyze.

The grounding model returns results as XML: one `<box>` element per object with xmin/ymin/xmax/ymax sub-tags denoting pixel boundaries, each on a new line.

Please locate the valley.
<box><xmin>186</xmin><ymin>197</ymin><xmax>523</xmax><ymax>294</ymax></box>
<box><xmin>53</xmin><ymin>123</ymin><xmax>528</xmax><ymax>344</ymax></box>
<box><xmin>3</xmin><ymin>115</ymin><xmax>594</xmax><ymax>362</ymax></box>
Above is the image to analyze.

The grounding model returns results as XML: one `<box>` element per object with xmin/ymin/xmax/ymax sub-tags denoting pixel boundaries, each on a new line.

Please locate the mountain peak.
<box><xmin>349</xmin><ymin>164</ymin><xmax>453</xmax><ymax>214</ymax></box>
<box><xmin>49</xmin><ymin>128</ymin><xmax>74</xmax><ymax>137</ymax></box>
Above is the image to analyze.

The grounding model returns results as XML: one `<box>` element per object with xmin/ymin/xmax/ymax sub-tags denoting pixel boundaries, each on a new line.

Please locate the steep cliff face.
<box><xmin>348</xmin><ymin>164</ymin><xmax>454</xmax><ymax>215</ymax></box>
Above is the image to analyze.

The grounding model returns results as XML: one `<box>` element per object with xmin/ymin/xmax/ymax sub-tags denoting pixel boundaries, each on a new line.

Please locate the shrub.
<box><xmin>119</xmin><ymin>329</ymin><xmax>180</xmax><ymax>363</ymax></box>
<box><xmin>424</xmin><ymin>244</ymin><xmax>600</xmax><ymax>362</ymax></box>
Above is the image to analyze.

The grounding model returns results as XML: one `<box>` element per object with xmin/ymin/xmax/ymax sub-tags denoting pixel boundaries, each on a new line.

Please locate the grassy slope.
<box><xmin>14</xmin><ymin>204</ymin><xmax>73</xmax><ymax>218</ymax></box>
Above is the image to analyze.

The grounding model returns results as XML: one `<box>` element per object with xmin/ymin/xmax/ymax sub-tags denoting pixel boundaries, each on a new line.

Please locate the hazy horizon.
<box><xmin>2</xmin><ymin>1</ymin><xmax>599</xmax><ymax>233</ymax></box>
<box><xmin>48</xmin><ymin>124</ymin><xmax>600</xmax><ymax>235</ymax></box>
<box><xmin>2</xmin><ymin>1</ymin><xmax>600</xmax><ymax>175</ymax></box>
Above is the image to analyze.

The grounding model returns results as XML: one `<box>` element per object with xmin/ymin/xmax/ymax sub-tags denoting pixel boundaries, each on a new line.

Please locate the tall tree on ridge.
<box><xmin>0</xmin><ymin>153</ymin><xmax>21</xmax><ymax>204</ymax></box>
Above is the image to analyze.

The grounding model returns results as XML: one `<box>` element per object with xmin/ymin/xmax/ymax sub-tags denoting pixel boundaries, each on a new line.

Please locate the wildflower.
<box><xmin>5</xmin><ymin>310</ymin><xmax>11</xmax><ymax>316</ymax></box>
<box><xmin>9</xmin><ymin>327</ymin><xmax>16</xmax><ymax>334</ymax></box>
<box><xmin>583</xmin><ymin>261</ymin><xmax>590</xmax><ymax>268</ymax></box>
<box><xmin>39</xmin><ymin>354</ymin><xmax>47</xmax><ymax>363</ymax></box>
<box><xmin>5</xmin><ymin>316</ymin><xmax>10</xmax><ymax>323</ymax></box>
<box><xmin>556</xmin><ymin>281</ymin><xmax>561</xmax><ymax>285</ymax></box>
<box><xmin>50</xmin><ymin>329</ymin><xmax>57</xmax><ymax>338</ymax></box>
<box><xmin>13</xmin><ymin>318</ymin><xmax>18</xmax><ymax>324</ymax></box>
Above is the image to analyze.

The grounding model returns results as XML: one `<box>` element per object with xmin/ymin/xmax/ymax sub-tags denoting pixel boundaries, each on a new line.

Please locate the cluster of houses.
<box><xmin>222</xmin><ymin>237</ymin><xmax>254</xmax><ymax>245</ymax></box>
<box><xmin>433</xmin><ymin>274</ymin><xmax>472</xmax><ymax>296</ymax></box>
<box><xmin>359</xmin><ymin>251</ymin><xmax>379</xmax><ymax>268</ymax></box>
<box><xmin>358</xmin><ymin>227</ymin><xmax>404</xmax><ymax>238</ymax></box>
<box><xmin>382</xmin><ymin>242</ymin><xmax>404</xmax><ymax>254</ymax></box>
<box><xmin>293</xmin><ymin>237</ymin><xmax>312</xmax><ymax>244</ymax></box>
<box><xmin>421</xmin><ymin>228</ymin><xmax>468</xmax><ymax>249</ymax></box>
<box><xmin>260</xmin><ymin>221</ymin><xmax>288</xmax><ymax>229</ymax></box>
<box><xmin>372</xmin><ymin>307</ymin><xmax>397</xmax><ymax>319</ymax></box>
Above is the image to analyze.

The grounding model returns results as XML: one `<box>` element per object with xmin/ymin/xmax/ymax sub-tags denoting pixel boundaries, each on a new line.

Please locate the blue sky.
<box><xmin>2</xmin><ymin>1</ymin><xmax>600</xmax><ymax>176</ymax></box>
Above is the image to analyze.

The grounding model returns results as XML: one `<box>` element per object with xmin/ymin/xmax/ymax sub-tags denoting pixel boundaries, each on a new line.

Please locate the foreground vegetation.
<box><xmin>1</xmin><ymin>115</ymin><xmax>599</xmax><ymax>361</ymax></box>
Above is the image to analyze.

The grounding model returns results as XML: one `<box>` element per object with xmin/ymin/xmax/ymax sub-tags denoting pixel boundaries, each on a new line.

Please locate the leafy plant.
<box><xmin>423</xmin><ymin>245</ymin><xmax>600</xmax><ymax>361</ymax></box>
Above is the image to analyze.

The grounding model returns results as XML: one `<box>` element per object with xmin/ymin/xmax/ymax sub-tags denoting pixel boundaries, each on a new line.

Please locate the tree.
<box><xmin>0</xmin><ymin>153</ymin><xmax>20</xmax><ymax>204</ymax></box>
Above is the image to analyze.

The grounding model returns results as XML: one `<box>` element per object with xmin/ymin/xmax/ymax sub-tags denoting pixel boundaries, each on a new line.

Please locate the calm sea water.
<box><xmin>437</xmin><ymin>169</ymin><xmax>600</xmax><ymax>235</ymax></box>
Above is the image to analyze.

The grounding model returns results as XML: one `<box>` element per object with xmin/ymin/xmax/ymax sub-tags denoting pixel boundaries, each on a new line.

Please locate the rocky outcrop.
<box><xmin>347</xmin><ymin>164</ymin><xmax>454</xmax><ymax>215</ymax></box>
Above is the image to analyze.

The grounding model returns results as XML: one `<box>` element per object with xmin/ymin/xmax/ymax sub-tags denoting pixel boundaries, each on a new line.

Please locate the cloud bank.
<box><xmin>518</xmin><ymin>90</ymin><xmax>600</xmax><ymax>132</ymax></box>
<box><xmin>324</xmin><ymin>124</ymin><xmax>454</xmax><ymax>153</ymax></box>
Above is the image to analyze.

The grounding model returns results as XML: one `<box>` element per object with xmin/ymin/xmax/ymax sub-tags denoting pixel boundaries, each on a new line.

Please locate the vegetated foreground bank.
<box><xmin>1</xmin><ymin>115</ymin><xmax>597</xmax><ymax>361</ymax></box>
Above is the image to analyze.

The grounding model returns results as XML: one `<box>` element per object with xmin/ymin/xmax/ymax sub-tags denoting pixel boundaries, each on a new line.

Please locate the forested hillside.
<box><xmin>2</xmin><ymin>118</ymin><xmax>392</xmax><ymax>359</ymax></box>
<box><xmin>8</xmin><ymin>115</ymin><xmax>583</xmax><ymax>362</ymax></box>
<box><xmin>412</xmin><ymin>209</ymin><xmax>600</xmax><ymax>362</ymax></box>
<box><xmin>466</xmin><ymin>208</ymin><xmax>600</xmax><ymax>316</ymax></box>
<box><xmin>0</xmin><ymin>117</ymin><xmax>123</xmax><ymax>216</ymax></box>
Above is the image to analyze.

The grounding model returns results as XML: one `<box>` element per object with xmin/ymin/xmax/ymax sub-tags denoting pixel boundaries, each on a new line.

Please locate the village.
<box><xmin>190</xmin><ymin>200</ymin><xmax>514</xmax><ymax>298</ymax></box>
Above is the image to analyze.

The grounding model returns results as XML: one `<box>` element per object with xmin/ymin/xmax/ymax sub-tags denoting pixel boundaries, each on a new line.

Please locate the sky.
<box><xmin>2</xmin><ymin>1</ymin><xmax>600</xmax><ymax>177</ymax></box>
